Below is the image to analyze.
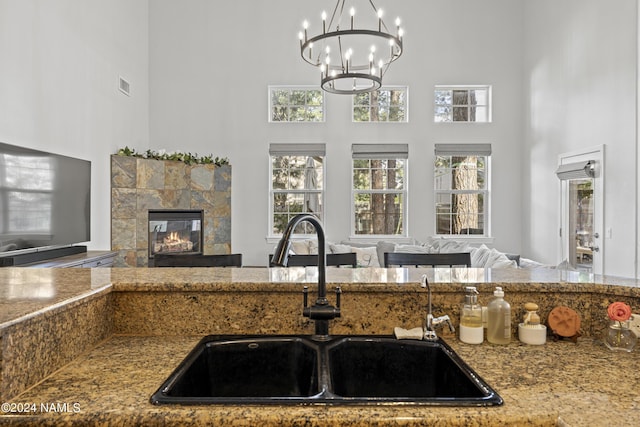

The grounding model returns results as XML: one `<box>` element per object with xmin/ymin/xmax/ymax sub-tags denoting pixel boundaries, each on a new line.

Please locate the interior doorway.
<box><xmin>557</xmin><ymin>146</ymin><xmax>604</xmax><ymax>274</ymax></box>
<box><xmin>568</xmin><ymin>179</ymin><xmax>594</xmax><ymax>270</ymax></box>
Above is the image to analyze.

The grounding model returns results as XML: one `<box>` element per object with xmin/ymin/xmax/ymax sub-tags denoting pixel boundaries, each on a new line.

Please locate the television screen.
<box><xmin>0</xmin><ymin>142</ymin><xmax>91</xmax><ymax>254</ymax></box>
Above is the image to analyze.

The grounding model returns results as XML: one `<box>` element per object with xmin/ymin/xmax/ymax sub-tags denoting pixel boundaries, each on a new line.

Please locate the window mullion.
<box><xmin>433</xmin><ymin>151</ymin><xmax>490</xmax><ymax>236</ymax></box>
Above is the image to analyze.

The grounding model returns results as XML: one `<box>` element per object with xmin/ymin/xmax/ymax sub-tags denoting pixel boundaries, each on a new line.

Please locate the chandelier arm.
<box><xmin>368</xmin><ymin>0</ymin><xmax>379</xmax><ymax>14</ymax></box>
<box><xmin>299</xmin><ymin>0</ymin><xmax>404</xmax><ymax>94</ymax></box>
<box><xmin>380</xmin><ymin>62</ymin><xmax>389</xmax><ymax>78</ymax></box>
<box><xmin>338</xmin><ymin>35</ymin><xmax>345</xmax><ymax>71</ymax></box>
<box><xmin>327</xmin><ymin>0</ymin><xmax>342</xmax><ymax>31</ymax></box>
<box><xmin>369</xmin><ymin>0</ymin><xmax>391</xmax><ymax>33</ymax></box>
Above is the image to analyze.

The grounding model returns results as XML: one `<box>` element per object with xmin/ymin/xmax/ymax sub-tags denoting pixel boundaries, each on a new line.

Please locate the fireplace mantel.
<box><xmin>110</xmin><ymin>155</ymin><xmax>231</xmax><ymax>267</ymax></box>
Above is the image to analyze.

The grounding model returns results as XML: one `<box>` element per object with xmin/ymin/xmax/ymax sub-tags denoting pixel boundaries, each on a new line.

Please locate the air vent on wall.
<box><xmin>119</xmin><ymin>76</ymin><xmax>131</xmax><ymax>96</ymax></box>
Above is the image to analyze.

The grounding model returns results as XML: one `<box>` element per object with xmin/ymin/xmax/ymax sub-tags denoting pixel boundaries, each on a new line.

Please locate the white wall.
<box><xmin>522</xmin><ymin>0</ymin><xmax>638</xmax><ymax>277</ymax></box>
<box><xmin>149</xmin><ymin>0</ymin><xmax>525</xmax><ymax>266</ymax></box>
<box><xmin>3</xmin><ymin>1</ymin><xmax>636</xmax><ymax>276</ymax></box>
<box><xmin>0</xmin><ymin>0</ymin><xmax>149</xmax><ymax>251</ymax></box>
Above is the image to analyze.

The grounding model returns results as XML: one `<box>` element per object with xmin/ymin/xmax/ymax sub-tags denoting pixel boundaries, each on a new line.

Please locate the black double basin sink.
<box><xmin>151</xmin><ymin>335</ymin><xmax>503</xmax><ymax>406</ymax></box>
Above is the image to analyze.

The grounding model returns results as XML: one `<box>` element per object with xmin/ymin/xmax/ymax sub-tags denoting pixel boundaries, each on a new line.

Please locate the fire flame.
<box><xmin>152</xmin><ymin>230</ymin><xmax>195</xmax><ymax>255</ymax></box>
<box><xmin>164</xmin><ymin>231</ymin><xmax>184</xmax><ymax>244</ymax></box>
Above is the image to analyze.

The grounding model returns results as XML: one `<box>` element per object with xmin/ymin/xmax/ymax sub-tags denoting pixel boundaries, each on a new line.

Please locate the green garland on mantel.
<box><xmin>116</xmin><ymin>146</ymin><xmax>229</xmax><ymax>166</ymax></box>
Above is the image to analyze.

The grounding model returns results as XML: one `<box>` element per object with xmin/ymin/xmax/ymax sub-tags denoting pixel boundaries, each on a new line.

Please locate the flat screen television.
<box><xmin>0</xmin><ymin>142</ymin><xmax>91</xmax><ymax>257</ymax></box>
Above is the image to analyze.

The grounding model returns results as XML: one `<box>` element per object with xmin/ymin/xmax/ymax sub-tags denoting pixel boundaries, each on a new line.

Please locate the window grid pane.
<box><xmin>353</xmin><ymin>88</ymin><xmax>408</xmax><ymax>122</ymax></box>
<box><xmin>434</xmin><ymin>152</ymin><xmax>489</xmax><ymax>236</ymax></box>
<box><xmin>270</xmin><ymin>154</ymin><xmax>324</xmax><ymax>236</ymax></box>
<box><xmin>269</xmin><ymin>87</ymin><xmax>325</xmax><ymax>122</ymax></box>
<box><xmin>354</xmin><ymin>193</ymin><xmax>404</xmax><ymax>235</ymax></box>
<box><xmin>352</xmin><ymin>157</ymin><xmax>406</xmax><ymax>236</ymax></box>
<box><xmin>434</xmin><ymin>86</ymin><xmax>490</xmax><ymax>123</ymax></box>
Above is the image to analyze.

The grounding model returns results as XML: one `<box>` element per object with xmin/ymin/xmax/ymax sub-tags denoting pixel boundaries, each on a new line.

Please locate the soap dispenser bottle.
<box><xmin>518</xmin><ymin>302</ymin><xmax>547</xmax><ymax>345</ymax></box>
<box><xmin>459</xmin><ymin>286</ymin><xmax>483</xmax><ymax>344</ymax></box>
<box><xmin>487</xmin><ymin>286</ymin><xmax>511</xmax><ymax>345</ymax></box>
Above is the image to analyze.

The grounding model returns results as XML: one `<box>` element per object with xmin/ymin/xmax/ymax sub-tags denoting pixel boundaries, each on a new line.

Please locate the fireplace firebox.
<box><xmin>148</xmin><ymin>210</ymin><xmax>203</xmax><ymax>258</ymax></box>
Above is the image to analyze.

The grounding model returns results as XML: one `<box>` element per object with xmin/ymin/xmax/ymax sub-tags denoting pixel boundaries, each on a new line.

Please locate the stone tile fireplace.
<box><xmin>110</xmin><ymin>155</ymin><xmax>231</xmax><ymax>267</ymax></box>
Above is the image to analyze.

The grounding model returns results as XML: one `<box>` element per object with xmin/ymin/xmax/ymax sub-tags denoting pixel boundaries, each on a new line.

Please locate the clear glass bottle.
<box><xmin>459</xmin><ymin>286</ymin><xmax>484</xmax><ymax>344</ymax></box>
<box><xmin>603</xmin><ymin>320</ymin><xmax>637</xmax><ymax>352</ymax></box>
<box><xmin>487</xmin><ymin>286</ymin><xmax>511</xmax><ymax>344</ymax></box>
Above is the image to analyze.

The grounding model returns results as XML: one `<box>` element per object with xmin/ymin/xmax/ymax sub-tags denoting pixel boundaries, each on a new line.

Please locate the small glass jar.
<box><xmin>603</xmin><ymin>320</ymin><xmax>637</xmax><ymax>352</ymax></box>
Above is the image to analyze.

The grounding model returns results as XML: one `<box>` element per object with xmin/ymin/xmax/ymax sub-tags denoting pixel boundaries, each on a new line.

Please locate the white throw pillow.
<box><xmin>470</xmin><ymin>244</ymin><xmax>517</xmax><ymax>268</ymax></box>
<box><xmin>486</xmin><ymin>248</ymin><xmax>517</xmax><ymax>268</ymax></box>
<box><xmin>288</xmin><ymin>239</ymin><xmax>331</xmax><ymax>255</ymax></box>
<box><xmin>352</xmin><ymin>247</ymin><xmax>380</xmax><ymax>267</ymax></box>
<box><xmin>308</xmin><ymin>240</ymin><xmax>317</xmax><ymax>254</ymax></box>
<box><xmin>290</xmin><ymin>240</ymin><xmax>311</xmax><ymax>255</ymax></box>
<box><xmin>394</xmin><ymin>244</ymin><xmax>433</xmax><ymax>253</ymax></box>
<box><xmin>330</xmin><ymin>244</ymin><xmax>379</xmax><ymax>267</ymax></box>
<box><xmin>376</xmin><ymin>241</ymin><xmax>397</xmax><ymax>266</ymax></box>
<box><xmin>427</xmin><ymin>237</ymin><xmax>470</xmax><ymax>254</ymax></box>
<box><xmin>470</xmin><ymin>244</ymin><xmax>491</xmax><ymax>267</ymax></box>
<box><xmin>519</xmin><ymin>257</ymin><xmax>546</xmax><ymax>269</ymax></box>
<box><xmin>439</xmin><ymin>240</ymin><xmax>471</xmax><ymax>254</ymax></box>
<box><xmin>329</xmin><ymin>243</ymin><xmax>350</xmax><ymax>254</ymax></box>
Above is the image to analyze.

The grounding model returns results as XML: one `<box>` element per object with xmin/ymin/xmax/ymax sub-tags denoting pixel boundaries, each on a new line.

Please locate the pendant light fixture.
<box><xmin>298</xmin><ymin>0</ymin><xmax>404</xmax><ymax>94</ymax></box>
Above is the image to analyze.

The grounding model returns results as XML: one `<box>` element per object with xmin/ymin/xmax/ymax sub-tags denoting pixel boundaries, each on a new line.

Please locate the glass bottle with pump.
<box><xmin>459</xmin><ymin>286</ymin><xmax>483</xmax><ymax>344</ymax></box>
<box><xmin>487</xmin><ymin>286</ymin><xmax>511</xmax><ymax>344</ymax></box>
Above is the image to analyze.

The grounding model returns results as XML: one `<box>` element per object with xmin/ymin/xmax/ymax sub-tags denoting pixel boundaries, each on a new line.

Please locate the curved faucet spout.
<box><xmin>272</xmin><ymin>214</ymin><xmax>326</xmax><ymax>301</ymax></box>
<box><xmin>271</xmin><ymin>214</ymin><xmax>340</xmax><ymax>339</ymax></box>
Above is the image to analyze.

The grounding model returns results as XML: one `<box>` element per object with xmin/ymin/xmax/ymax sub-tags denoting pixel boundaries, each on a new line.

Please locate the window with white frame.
<box><xmin>269</xmin><ymin>144</ymin><xmax>325</xmax><ymax>236</ymax></box>
<box><xmin>352</xmin><ymin>144</ymin><xmax>408</xmax><ymax>236</ymax></box>
<box><xmin>353</xmin><ymin>87</ymin><xmax>408</xmax><ymax>122</ymax></box>
<box><xmin>269</xmin><ymin>86</ymin><xmax>325</xmax><ymax>122</ymax></box>
<box><xmin>434</xmin><ymin>144</ymin><xmax>491</xmax><ymax>236</ymax></box>
<box><xmin>434</xmin><ymin>85</ymin><xmax>491</xmax><ymax>123</ymax></box>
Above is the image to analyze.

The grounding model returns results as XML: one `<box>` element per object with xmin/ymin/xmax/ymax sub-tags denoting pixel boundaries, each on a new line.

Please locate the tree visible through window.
<box><xmin>353</xmin><ymin>87</ymin><xmax>408</xmax><ymax>122</ymax></box>
<box><xmin>352</xmin><ymin>144</ymin><xmax>407</xmax><ymax>236</ymax></box>
<box><xmin>434</xmin><ymin>144</ymin><xmax>490</xmax><ymax>236</ymax></box>
<box><xmin>269</xmin><ymin>86</ymin><xmax>324</xmax><ymax>122</ymax></box>
<box><xmin>269</xmin><ymin>144</ymin><xmax>324</xmax><ymax>235</ymax></box>
<box><xmin>434</xmin><ymin>86</ymin><xmax>491</xmax><ymax>123</ymax></box>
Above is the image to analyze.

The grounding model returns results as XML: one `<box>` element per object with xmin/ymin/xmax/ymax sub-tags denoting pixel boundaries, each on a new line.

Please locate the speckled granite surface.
<box><xmin>107</xmin><ymin>267</ymin><xmax>640</xmax><ymax>339</ymax></box>
<box><xmin>3</xmin><ymin>267</ymin><xmax>638</xmax><ymax>330</ymax></box>
<box><xmin>1</xmin><ymin>334</ymin><xmax>638</xmax><ymax>426</ymax></box>
<box><xmin>0</xmin><ymin>267</ymin><xmax>639</xmax><ymax>426</ymax></box>
<box><xmin>1</xmin><ymin>293</ymin><xmax>113</xmax><ymax>402</ymax></box>
<box><xmin>0</xmin><ymin>268</ymin><xmax>114</xmax><ymax>402</ymax></box>
<box><xmin>0</xmin><ymin>268</ymin><xmax>112</xmax><ymax>328</ymax></box>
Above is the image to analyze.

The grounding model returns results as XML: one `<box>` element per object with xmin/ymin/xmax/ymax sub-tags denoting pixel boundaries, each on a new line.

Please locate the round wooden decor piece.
<box><xmin>548</xmin><ymin>306</ymin><xmax>581</xmax><ymax>337</ymax></box>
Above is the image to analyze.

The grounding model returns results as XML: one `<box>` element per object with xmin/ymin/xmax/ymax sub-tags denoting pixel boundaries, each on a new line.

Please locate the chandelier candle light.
<box><xmin>298</xmin><ymin>0</ymin><xmax>404</xmax><ymax>94</ymax></box>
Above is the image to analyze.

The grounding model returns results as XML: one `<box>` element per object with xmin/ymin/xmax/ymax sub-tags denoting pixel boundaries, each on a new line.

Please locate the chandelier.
<box><xmin>298</xmin><ymin>0</ymin><xmax>404</xmax><ymax>94</ymax></box>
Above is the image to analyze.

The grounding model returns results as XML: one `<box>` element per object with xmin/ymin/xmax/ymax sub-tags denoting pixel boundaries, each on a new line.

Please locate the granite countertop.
<box><xmin>2</xmin><ymin>267</ymin><xmax>639</xmax><ymax>330</ymax></box>
<box><xmin>1</xmin><ymin>334</ymin><xmax>638</xmax><ymax>426</ymax></box>
<box><xmin>1</xmin><ymin>267</ymin><xmax>639</xmax><ymax>426</ymax></box>
<box><xmin>0</xmin><ymin>268</ymin><xmax>113</xmax><ymax>329</ymax></box>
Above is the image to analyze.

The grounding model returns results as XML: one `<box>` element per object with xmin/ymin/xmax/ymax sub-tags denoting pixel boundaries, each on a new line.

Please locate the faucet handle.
<box><xmin>335</xmin><ymin>286</ymin><xmax>342</xmax><ymax>309</ymax></box>
<box><xmin>303</xmin><ymin>286</ymin><xmax>309</xmax><ymax>308</ymax></box>
<box><xmin>433</xmin><ymin>315</ymin><xmax>455</xmax><ymax>333</ymax></box>
<box><xmin>424</xmin><ymin>314</ymin><xmax>455</xmax><ymax>341</ymax></box>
